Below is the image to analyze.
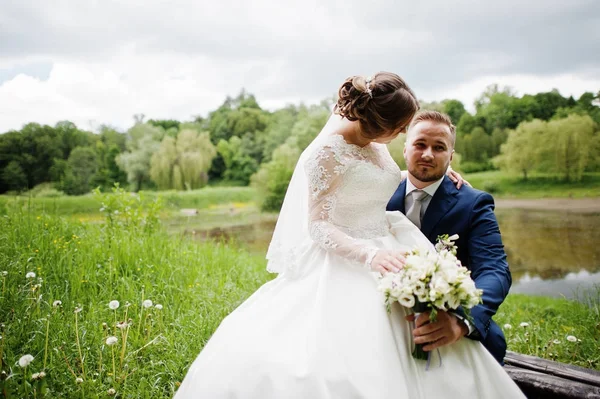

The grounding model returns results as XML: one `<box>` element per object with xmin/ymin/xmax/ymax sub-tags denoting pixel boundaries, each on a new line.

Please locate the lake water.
<box><xmin>187</xmin><ymin>209</ymin><xmax>600</xmax><ymax>301</ymax></box>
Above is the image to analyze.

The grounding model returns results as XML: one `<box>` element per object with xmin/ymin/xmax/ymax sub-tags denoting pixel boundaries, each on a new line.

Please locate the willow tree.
<box><xmin>150</xmin><ymin>129</ymin><xmax>216</xmax><ymax>190</ymax></box>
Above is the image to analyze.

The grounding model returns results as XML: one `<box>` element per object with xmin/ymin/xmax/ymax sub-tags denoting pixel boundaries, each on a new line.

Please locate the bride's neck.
<box><xmin>338</xmin><ymin>119</ymin><xmax>372</xmax><ymax>148</ymax></box>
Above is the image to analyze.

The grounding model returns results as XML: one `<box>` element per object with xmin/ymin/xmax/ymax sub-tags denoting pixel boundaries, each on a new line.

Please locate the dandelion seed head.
<box><xmin>553</xmin><ymin>339</ymin><xmax>561</xmax><ymax>344</ymax></box>
<box><xmin>155</xmin><ymin>304</ymin><xmax>163</xmax><ymax>310</ymax></box>
<box><xmin>1</xmin><ymin>271</ymin><xmax>7</xmax><ymax>276</ymax></box>
<box><xmin>76</xmin><ymin>377</ymin><xmax>83</xmax><ymax>384</ymax></box>
<box><xmin>108</xmin><ymin>300</ymin><xmax>120</xmax><ymax>310</ymax></box>
<box><xmin>142</xmin><ymin>299</ymin><xmax>153</xmax><ymax>308</ymax></box>
<box><xmin>503</xmin><ymin>324</ymin><xmax>512</xmax><ymax>330</ymax></box>
<box><xmin>52</xmin><ymin>300</ymin><xmax>62</xmax><ymax>307</ymax></box>
<box><xmin>39</xmin><ymin>371</ymin><xmax>46</xmax><ymax>378</ymax></box>
<box><xmin>18</xmin><ymin>354</ymin><xmax>34</xmax><ymax>368</ymax></box>
<box><xmin>566</xmin><ymin>335</ymin><xmax>580</xmax><ymax>342</ymax></box>
<box><xmin>74</xmin><ymin>306</ymin><xmax>82</xmax><ymax>314</ymax></box>
<box><xmin>31</xmin><ymin>373</ymin><xmax>40</xmax><ymax>380</ymax></box>
<box><xmin>26</xmin><ymin>272</ymin><xmax>36</xmax><ymax>279</ymax></box>
<box><xmin>106</xmin><ymin>336</ymin><xmax>118</xmax><ymax>346</ymax></box>
<box><xmin>116</xmin><ymin>321</ymin><xmax>129</xmax><ymax>329</ymax></box>
<box><xmin>519</xmin><ymin>322</ymin><xmax>530</xmax><ymax>328</ymax></box>
<box><xmin>108</xmin><ymin>388</ymin><xmax>116</xmax><ymax>396</ymax></box>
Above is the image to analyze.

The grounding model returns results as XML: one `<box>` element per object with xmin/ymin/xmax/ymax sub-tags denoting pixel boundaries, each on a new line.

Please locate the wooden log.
<box><xmin>504</xmin><ymin>351</ymin><xmax>600</xmax><ymax>388</ymax></box>
<box><xmin>504</xmin><ymin>365</ymin><xmax>600</xmax><ymax>399</ymax></box>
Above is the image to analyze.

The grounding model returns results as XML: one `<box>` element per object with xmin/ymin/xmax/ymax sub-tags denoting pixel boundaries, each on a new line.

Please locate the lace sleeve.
<box><xmin>304</xmin><ymin>144</ymin><xmax>379</xmax><ymax>268</ymax></box>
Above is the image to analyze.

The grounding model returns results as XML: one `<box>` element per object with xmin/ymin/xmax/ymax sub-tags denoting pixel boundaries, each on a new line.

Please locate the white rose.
<box><xmin>397</xmin><ymin>294</ymin><xmax>415</xmax><ymax>308</ymax></box>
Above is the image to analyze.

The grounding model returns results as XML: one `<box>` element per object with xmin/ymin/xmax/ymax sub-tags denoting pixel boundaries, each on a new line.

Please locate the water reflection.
<box><xmin>184</xmin><ymin>209</ymin><xmax>600</xmax><ymax>300</ymax></box>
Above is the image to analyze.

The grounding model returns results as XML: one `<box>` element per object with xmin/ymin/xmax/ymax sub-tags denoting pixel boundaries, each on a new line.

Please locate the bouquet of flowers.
<box><xmin>377</xmin><ymin>234</ymin><xmax>483</xmax><ymax>360</ymax></box>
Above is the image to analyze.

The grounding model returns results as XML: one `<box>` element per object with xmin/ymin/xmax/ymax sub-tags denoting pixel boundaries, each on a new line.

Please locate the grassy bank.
<box><xmin>0</xmin><ymin>200</ymin><xmax>598</xmax><ymax>397</ymax></box>
<box><xmin>465</xmin><ymin>171</ymin><xmax>600</xmax><ymax>198</ymax></box>
<box><xmin>497</xmin><ymin>293</ymin><xmax>599</xmax><ymax>369</ymax></box>
<box><xmin>0</xmin><ymin>193</ymin><xmax>272</xmax><ymax>398</ymax></box>
<box><xmin>0</xmin><ymin>186</ymin><xmax>255</xmax><ymax>217</ymax></box>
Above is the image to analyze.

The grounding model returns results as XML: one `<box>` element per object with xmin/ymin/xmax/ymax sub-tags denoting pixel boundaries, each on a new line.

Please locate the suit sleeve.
<box><xmin>465</xmin><ymin>192</ymin><xmax>511</xmax><ymax>341</ymax></box>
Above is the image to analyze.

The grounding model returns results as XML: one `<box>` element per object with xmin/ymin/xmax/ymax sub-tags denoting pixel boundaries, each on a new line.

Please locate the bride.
<box><xmin>174</xmin><ymin>72</ymin><xmax>525</xmax><ymax>398</ymax></box>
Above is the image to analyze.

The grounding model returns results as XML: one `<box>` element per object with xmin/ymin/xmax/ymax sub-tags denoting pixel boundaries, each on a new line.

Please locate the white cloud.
<box><xmin>0</xmin><ymin>0</ymin><xmax>598</xmax><ymax>132</ymax></box>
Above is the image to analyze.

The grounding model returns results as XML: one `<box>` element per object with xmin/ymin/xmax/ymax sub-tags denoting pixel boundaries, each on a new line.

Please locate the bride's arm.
<box><xmin>305</xmin><ymin>146</ymin><xmax>403</xmax><ymax>273</ymax></box>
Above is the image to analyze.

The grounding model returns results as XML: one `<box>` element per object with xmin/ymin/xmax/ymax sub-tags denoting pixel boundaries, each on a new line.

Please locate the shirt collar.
<box><xmin>405</xmin><ymin>175</ymin><xmax>445</xmax><ymax>198</ymax></box>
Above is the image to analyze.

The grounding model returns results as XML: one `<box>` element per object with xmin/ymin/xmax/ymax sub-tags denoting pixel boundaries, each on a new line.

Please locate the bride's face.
<box><xmin>373</xmin><ymin>123</ymin><xmax>410</xmax><ymax>144</ymax></box>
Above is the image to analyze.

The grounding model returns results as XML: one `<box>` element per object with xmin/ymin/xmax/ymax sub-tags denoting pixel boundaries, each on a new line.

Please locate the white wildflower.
<box><xmin>116</xmin><ymin>321</ymin><xmax>129</xmax><ymax>329</ymax></box>
<box><xmin>108</xmin><ymin>300</ymin><xmax>120</xmax><ymax>310</ymax></box>
<box><xmin>74</xmin><ymin>306</ymin><xmax>82</xmax><ymax>314</ymax></box>
<box><xmin>142</xmin><ymin>299</ymin><xmax>153</xmax><ymax>308</ymax></box>
<box><xmin>31</xmin><ymin>372</ymin><xmax>40</xmax><ymax>380</ymax></box>
<box><xmin>76</xmin><ymin>377</ymin><xmax>83</xmax><ymax>384</ymax></box>
<box><xmin>1</xmin><ymin>271</ymin><xmax>7</xmax><ymax>276</ymax></box>
<box><xmin>154</xmin><ymin>304</ymin><xmax>163</xmax><ymax>310</ymax></box>
<box><xmin>108</xmin><ymin>388</ymin><xmax>116</xmax><ymax>396</ymax></box>
<box><xmin>38</xmin><ymin>371</ymin><xmax>46</xmax><ymax>378</ymax></box>
<box><xmin>52</xmin><ymin>300</ymin><xmax>62</xmax><ymax>307</ymax></box>
<box><xmin>519</xmin><ymin>322</ymin><xmax>530</xmax><ymax>328</ymax></box>
<box><xmin>553</xmin><ymin>339</ymin><xmax>561</xmax><ymax>344</ymax></box>
<box><xmin>26</xmin><ymin>272</ymin><xmax>36</xmax><ymax>279</ymax></box>
<box><xmin>503</xmin><ymin>324</ymin><xmax>512</xmax><ymax>330</ymax></box>
<box><xmin>106</xmin><ymin>336</ymin><xmax>118</xmax><ymax>346</ymax></box>
<box><xmin>566</xmin><ymin>335</ymin><xmax>580</xmax><ymax>343</ymax></box>
<box><xmin>18</xmin><ymin>354</ymin><xmax>34</xmax><ymax>368</ymax></box>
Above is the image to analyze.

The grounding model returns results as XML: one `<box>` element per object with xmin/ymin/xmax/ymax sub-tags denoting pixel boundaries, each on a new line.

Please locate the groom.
<box><xmin>387</xmin><ymin>110</ymin><xmax>511</xmax><ymax>365</ymax></box>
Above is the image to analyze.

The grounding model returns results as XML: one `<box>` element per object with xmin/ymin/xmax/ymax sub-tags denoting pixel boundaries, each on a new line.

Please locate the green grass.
<box><xmin>497</xmin><ymin>293</ymin><xmax>600</xmax><ymax>369</ymax></box>
<box><xmin>0</xmin><ymin>187</ymin><xmax>256</xmax><ymax>217</ymax></box>
<box><xmin>465</xmin><ymin>171</ymin><xmax>600</xmax><ymax>198</ymax></box>
<box><xmin>0</xmin><ymin>194</ymin><xmax>273</xmax><ymax>398</ymax></box>
<box><xmin>1</xmin><ymin>193</ymin><xmax>598</xmax><ymax>397</ymax></box>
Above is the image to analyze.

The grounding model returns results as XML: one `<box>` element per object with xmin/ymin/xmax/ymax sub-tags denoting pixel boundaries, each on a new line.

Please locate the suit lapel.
<box><xmin>420</xmin><ymin>176</ymin><xmax>459</xmax><ymax>239</ymax></box>
<box><xmin>389</xmin><ymin>179</ymin><xmax>407</xmax><ymax>213</ymax></box>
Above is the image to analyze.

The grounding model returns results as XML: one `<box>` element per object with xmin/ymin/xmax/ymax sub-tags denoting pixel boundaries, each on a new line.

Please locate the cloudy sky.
<box><xmin>1</xmin><ymin>0</ymin><xmax>599</xmax><ymax>132</ymax></box>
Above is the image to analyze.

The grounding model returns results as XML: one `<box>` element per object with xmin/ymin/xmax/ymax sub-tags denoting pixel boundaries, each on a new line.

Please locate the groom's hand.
<box><xmin>406</xmin><ymin>311</ymin><xmax>468</xmax><ymax>351</ymax></box>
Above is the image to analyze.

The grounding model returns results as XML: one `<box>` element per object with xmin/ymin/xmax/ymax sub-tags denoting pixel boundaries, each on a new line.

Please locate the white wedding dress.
<box><xmin>174</xmin><ymin>116</ymin><xmax>525</xmax><ymax>399</ymax></box>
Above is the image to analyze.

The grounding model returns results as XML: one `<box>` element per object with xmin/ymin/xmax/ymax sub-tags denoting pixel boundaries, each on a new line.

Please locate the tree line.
<box><xmin>0</xmin><ymin>86</ymin><xmax>598</xmax><ymax>210</ymax></box>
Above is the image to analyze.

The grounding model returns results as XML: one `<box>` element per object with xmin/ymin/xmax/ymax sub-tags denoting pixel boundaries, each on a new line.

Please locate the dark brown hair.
<box><xmin>334</xmin><ymin>71</ymin><xmax>419</xmax><ymax>139</ymax></box>
<box><xmin>409</xmin><ymin>110</ymin><xmax>456</xmax><ymax>146</ymax></box>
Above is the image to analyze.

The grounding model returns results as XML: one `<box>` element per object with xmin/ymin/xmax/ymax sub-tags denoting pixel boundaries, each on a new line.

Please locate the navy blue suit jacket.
<box><xmin>387</xmin><ymin>176</ymin><xmax>511</xmax><ymax>364</ymax></box>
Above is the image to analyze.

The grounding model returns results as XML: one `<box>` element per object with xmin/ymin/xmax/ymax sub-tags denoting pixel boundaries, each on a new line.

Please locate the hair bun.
<box><xmin>335</xmin><ymin>76</ymin><xmax>372</xmax><ymax>122</ymax></box>
<box><xmin>333</xmin><ymin>71</ymin><xmax>419</xmax><ymax>138</ymax></box>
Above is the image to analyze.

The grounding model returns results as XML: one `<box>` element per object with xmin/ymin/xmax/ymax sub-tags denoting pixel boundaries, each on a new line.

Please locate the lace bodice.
<box><xmin>304</xmin><ymin>134</ymin><xmax>403</xmax><ymax>267</ymax></box>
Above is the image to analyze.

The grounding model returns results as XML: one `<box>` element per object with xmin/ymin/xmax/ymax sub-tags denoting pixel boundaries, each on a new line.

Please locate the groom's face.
<box><xmin>404</xmin><ymin>121</ymin><xmax>454</xmax><ymax>183</ymax></box>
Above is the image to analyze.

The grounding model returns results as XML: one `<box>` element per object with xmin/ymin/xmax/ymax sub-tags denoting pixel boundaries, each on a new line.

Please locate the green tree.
<box><xmin>60</xmin><ymin>146</ymin><xmax>98</xmax><ymax>195</ymax></box>
<box><xmin>250</xmin><ymin>143</ymin><xmax>301</xmax><ymax>211</ymax></box>
<box><xmin>442</xmin><ymin>99</ymin><xmax>466</xmax><ymax>125</ymax></box>
<box><xmin>150</xmin><ymin>129</ymin><xmax>217</xmax><ymax>190</ymax></box>
<box><xmin>541</xmin><ymin>114</ymin><xmax>596</xmax><ymax>181</ymax></box>
<box><xmin>117</xmin><ymin>123</ymin><xmax>164</xmax><ymax>191</ymax></box>
<box><xmin>1</xmin><ymin>160</ymin><xmax>28</xmax><ymax>192</ymax></box>
<box><xmin>217</xmin><ymin>136</ymin><xmax>259</xmax><ymax>185</ymax></box>
<box><xmin>494</xmin><ymin>119</ymin><xmax>546</xmax><ymax>180</ymax></box>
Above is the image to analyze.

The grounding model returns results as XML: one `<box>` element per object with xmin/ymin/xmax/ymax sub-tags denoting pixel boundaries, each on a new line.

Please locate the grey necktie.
<box><xmin>406</xmin><ymin>190</ymin><xmax>429</xmax><ymax>229</ymax></box>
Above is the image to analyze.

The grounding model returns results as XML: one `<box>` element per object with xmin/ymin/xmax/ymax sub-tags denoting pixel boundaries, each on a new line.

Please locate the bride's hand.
<box><xmin>446</xmin><ymin>167</ymin><xmax>471</xmax><ymax>189</ymax></box>
<box><xmin>370</xmin><ymin>250</ymin><xmax>406</xmax><ymax>274</ymax></box>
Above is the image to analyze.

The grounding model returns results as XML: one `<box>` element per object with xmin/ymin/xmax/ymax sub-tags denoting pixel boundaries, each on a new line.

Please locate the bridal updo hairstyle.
<box><xmin>334</xmin><ymin>72</ymin><xmax>419</xmax><ymax>139</ymax></box>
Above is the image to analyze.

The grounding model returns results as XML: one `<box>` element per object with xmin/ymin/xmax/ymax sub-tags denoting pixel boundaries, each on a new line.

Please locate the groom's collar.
<box><xmin>405</xmin><ymin>176</ymin><xmax>445</xmax><ymax>198</ymax></box>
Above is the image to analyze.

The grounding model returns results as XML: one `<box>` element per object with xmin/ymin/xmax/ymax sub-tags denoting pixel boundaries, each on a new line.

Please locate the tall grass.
<box><xmin>1</xmin><ymin>188</ymin><xmax>598</xmax><ymax>397</ymax></box>
<box><xmin>0</xmin><ymin>186</ymin><xmax>256</xmax><ymax>217</ymax></box>
<box><xmin>0</xmin><ymin>188</ymin><xmax>271</xmax><ymax>398</ymax></box>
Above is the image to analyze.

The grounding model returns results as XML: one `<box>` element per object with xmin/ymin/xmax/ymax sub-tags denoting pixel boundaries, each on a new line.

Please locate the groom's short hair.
<box><xmin>409</xmin><ymin>110</ymin><xmax>456</xmax><ymax>147</ymax></box>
